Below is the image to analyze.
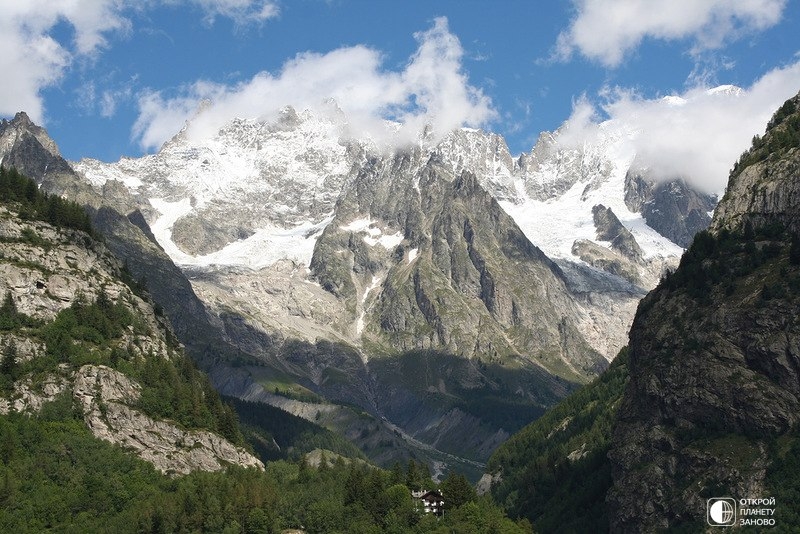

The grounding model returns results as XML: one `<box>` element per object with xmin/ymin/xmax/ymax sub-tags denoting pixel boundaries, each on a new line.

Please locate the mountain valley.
<box><xmin>2</xmin><ymin>85</ymin><xmax>800</xmax><ymax>532</ymax></box>
<box><xmin>489</xmin><ymin>89</ymin><xmax>800</xmax><ymax>532</ymax></box>
<box><xmin>1</xmin><ymin>90</ymin><xmax>719</xmax><ymax>475</ymax></box>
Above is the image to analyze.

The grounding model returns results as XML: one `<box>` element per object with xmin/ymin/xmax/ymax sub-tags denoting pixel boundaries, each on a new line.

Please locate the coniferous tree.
<box><xmin>1</xmin><ymin>292</ymin><xmax>16</xmax><ymax>315</ymax></box>
<box><xmin>1</xmin><ymin>341</ymin><xmax>18</xmax><ymax>380</ymax></box>
<box><xmin>406</xmin><ymin>459</ymin><xmax>422</xmax><ymax>489</ymax></box>
<box><xmin>440</xmin><ymin>472</ymin><xmax>476</xmax><ymax>510</ymax></box>
<box><xmin>0</xmin><ymin>292</ymin><xmax>19</xmax><ymax>330</ymax></box>
<box><xmin>344</xmin><ymin>464</ymin><xmax>366</xmax><ymax>506</ymax></box>
<box><xmin>389</xmin><ymin>461</ymin><xmax>404</xmax><ymax>485</ymax></box>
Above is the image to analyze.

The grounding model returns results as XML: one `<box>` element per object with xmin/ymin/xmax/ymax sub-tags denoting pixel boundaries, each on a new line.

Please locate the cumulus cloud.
<box><xmin>0</xmin><ymin>0</ymin><xmax>277</xmax><ymax>123</ymax></box>
<box><xmin>0</xmin><ymin>1</ymin><xmax>127</xmax><ymax>122</ymax></box>
<box><xmin>132</xmin><ymin>17</ymin><xmax>496</xmax><ymax>151</ymax></box>
<box><xmin>558</xmin><ymin>61</ymin><xmax>800</xmax><ymax>194</ymax></box>
<box><xmin>556</xmin><ymin>0</ymin><xmax>786</xmax><ymax>67</ymax></box>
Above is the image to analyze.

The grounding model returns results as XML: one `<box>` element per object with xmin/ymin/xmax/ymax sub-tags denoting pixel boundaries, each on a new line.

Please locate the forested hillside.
<box><xmin>0</xmin><ymin>166</ymin><xmax>527</xmax><ymax>532</ymax></box>
<box><xmin>487</xmin><ymin>349</ymin><xmax>629</xmax><ymax>533</ymax></box>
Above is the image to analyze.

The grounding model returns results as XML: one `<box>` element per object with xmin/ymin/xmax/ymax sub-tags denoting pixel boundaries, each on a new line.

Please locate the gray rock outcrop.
<box><xmin>0</xmin><ymin>202</ymin><xmax>263</xmax><ymax>476</ymax></box>
<box><xmin>591</xmin><ymin>204</ymin><xmax>643</xmax><ymax>263</ymax></box>
<box><xmin>311</xmin><ymin>155</ymin><xmax>608</xmax><ymax>378</ymax></box>
<box><xmin>624</xmin><ymin>172</ymin><xmax>717</xmax><ymax>247</ymax></box>
<box><xmin>74</xmin><ymin>365</ymin><xmax>263</xmax><ymax>475</ymax></box>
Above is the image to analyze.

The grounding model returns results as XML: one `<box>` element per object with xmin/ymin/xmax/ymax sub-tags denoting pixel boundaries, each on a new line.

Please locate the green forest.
<box><xmin>487</xmin><ymin>348</ymin><xmax>629</xmax><ymax>533</ymax></box>
<box><xmin>0</xmin><ymin>401</ymin><xmax>530</xmax><ymax>533</ymax></box>
<box><xmin>0</xmin><ymin>166</ymin><xmax>93</xmax><ymax>236</ymax></box>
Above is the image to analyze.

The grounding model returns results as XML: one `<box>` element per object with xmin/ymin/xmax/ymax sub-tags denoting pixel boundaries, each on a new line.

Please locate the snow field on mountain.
<box><xmin>341</xmin><ymin>217</ymin><xmax>404</xmax><ymax>249</ymax></box>
<box><xmin>150</xmin><ymin>197</ymin><xmax>331</xmax><ymax>268</ymax></box>
<box><xmin>76</xmin><ymin>104</ymin><xmax>689</xmax><ymax>279</ymax></box>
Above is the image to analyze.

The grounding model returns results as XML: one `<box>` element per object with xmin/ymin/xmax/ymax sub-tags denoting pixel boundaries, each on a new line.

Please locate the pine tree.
<box><xmin>344</xmin><ymin>464</ymin><xmax>366</xmax><ymax>505</ymax></box>
<box><xmin>1</xmin><ymin>341</ymin><xmax>18</xmax><ymax>380</ymax></box>
<box><xmin>440</xmin><ymin>471</ymin><xmax>476</xmax><ymax>510</ymax></box>
<box><xmin>389</xmin><ymin>461</ymin><xmax>405</xmax><ymax>485</ymax></box>
<box><xmin>217</xmin><ymin>403</ymin><xmax>241</xmax><ymax>445</ymax></box>
<box><xmin>406</xmin><ymin>459</ymin><xmax>422</xmax><ymax>489</ymax></box>
<box><xmin>1</xmin><ymin>292</ymin><xmax>16</xmax><ymax>316</ymax></box>
<box><xmin>0</xmin><ymin>292</ymin><xmax>19</xmax><ymax>330</ymax></box>
<box><xmin>297</xmin><ymin>454</ymin><xmax>311</xmax><ymax>483</ymax></box>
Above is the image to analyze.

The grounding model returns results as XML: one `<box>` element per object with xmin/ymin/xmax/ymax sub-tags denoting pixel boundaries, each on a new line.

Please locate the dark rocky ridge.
<box><xmin>624</xmin><ymin>171</ymin><xmax>717</xmax><ymax>247</ymax></box>
<box><xmin>607</xmin><ymin>90</ymin><xmax>800</xmax><ymax>532</ymax></box>
<box><xmin>592</xmin><ymin>204</ymin><xmax>643</xmax><ymax>263</ymax></box>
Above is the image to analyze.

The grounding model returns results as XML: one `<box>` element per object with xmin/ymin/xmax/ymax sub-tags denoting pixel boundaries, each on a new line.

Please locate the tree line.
<box><xmin>0</xmin><ymin>166</ymin><xmax>93</xmax><ymax>236</ymax></box>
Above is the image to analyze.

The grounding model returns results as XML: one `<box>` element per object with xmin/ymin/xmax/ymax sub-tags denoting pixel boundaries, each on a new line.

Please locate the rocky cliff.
<box><xmin>607</xmin><ymin>90</ymin><xmax>800</xmax><ymax>532</ymax></box>
<box><xmin>0</xmin><ymin>113</ymin><xmax>226</xmax><ymax>363</ymax></box>
<box><xmin>71</xmin><ymin>105</ymin><xmax>691</xmax><ymax>367</ymax></box>
<box><xmin>624</xmin><ymin>171</ymin><xmax>717</xmax><ymax>247</ymax></box>
<box><xmin>486</xmin><ymin>90</ymin><xmax>800</xmax><ymax>533</ymax></box>
<box><xmin>0</xmin><ymin>180</ymin><xmax>262</xmax><ymax>475</ymax></box>
<box><xmin>311</xmin><ymin>152</ymin><xmax>607</xmax><ymax>378</ymax></box>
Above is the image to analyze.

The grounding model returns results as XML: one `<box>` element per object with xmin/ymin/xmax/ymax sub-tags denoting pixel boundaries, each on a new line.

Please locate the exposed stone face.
<box><xmin>310</xmin><ymin>155</ymin><xmax>608</xmax><ymax>378</ymax></box>
<box><xmin>571</xmin><ymin>239</ymin><xmax>641</xmax><ymax>285</ymax></box>
<box><xmin>2</xmin><ymin>108</ymin><xmax>709</xmax><ymax>471</ymax></box>
<box><xmin>711</xmin><ymin>147</ymin><xmax>800</xmax><ymax>234</ymax></box>
<box><xmin>0</xmin><ymin>113</ymin><xmax>98</xmax><ymax>206</ymax></box>
<box><xmin>0</xmin><ymin>204</ymin><xmax>263</xmax><ymax>475</ymax></box>
<box><xmin>608</xmin><ymin>281</ymin><xmax>799</xmax><ymax>532</ymax></box>
<box><xmin>74</xmin><ymin>365</ymin><xmax>263</xmax><ymax>475</ymax></box>
<box><xmin>624</xmin><ymin>171</ymin><xmax>717</xmax><ymax>247</ymax></box>
<box><xmin>0</xmin><ymin>206</ymin><xmax>134</xmax><ymax>320</ymax></box>
<box><xmin>607</xmin><ymin>90</ymin><xmax>800</xmax><ymax>533</ymax></box>
<box><xmin>0</xmin><ymin>371</ymin><xmax>70</xmax><ymax>415</ymax></box>
<box><xmin>592</xmin><ymin>204</ymin><xmax>643</xmax><ymax>262</ymax></box>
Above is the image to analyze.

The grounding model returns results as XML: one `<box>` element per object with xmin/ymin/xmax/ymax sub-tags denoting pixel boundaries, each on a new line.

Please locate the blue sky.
<box><xmin>2</xmin><ymin>0</ymin><xmax>800</xmax><ymax>170</ymax></box>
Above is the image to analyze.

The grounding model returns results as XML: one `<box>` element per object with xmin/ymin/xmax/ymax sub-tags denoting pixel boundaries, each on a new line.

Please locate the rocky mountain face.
<box><xmin>624</xmin><ymin>170</ymin><xmax>718</xmax><ymax>247</ymax></box>
<box><xmin>73</xmin><ymin>364</ymin><xmax>262</xmax><ymax>475</ymax></box>
<box><xmin>0</xmin><ymin>196</ymin><xmax>262</xmax><ymax>475</ymax></box>
<box><xmin>311</xmin><ymin>152</ymin><xmax>606</xmax><ymax>377</ymax></box>
<box><xmin>2</xmin><ymin>93</ymin><xmax>716</xmax><ymax>473</ymax></box>
<box><xmin>607</xmin><ymin>90</ymin><xmax>800</xmax><ymax>532</ymax></box>
<box><xmin>0</xmin><ymin>112</ymin><xmax>238</xmax><ymax>373</ymax></box>
<box><xmin>0</xmin><ymin>112</ymin><xmax>472</xmax><ymax>478</ymax></box>
<box><xmin>71</xmin><ymin>105</ymin><xmax>693</xmax><ymax>365</ymax></box>
<box><xmin>485</xmin><ymin>91</ymin><xmax>800</xmax><ymax>532</ymax></box>
<box><xmin>66</xmin><ymin>102</ymin><xmax>711</xmax><ymax>467</ymax></box>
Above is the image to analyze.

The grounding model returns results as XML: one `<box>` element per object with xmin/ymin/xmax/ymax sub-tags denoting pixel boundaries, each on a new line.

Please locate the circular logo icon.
<box><xmin>709</xmin><ymin>498</ymin><xmax>736</xmax><ymax>525</ymax></box>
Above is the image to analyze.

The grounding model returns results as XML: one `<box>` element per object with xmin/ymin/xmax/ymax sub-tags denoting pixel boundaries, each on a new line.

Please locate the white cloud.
<box><xmin>558</xmin><ymin>61</ymin><xmax>800</xmax><ymax>194</ymax></box>
<box><xmin>132</xmin><ymin>17</ymin><xmax>496</xmax><ymax>151</ymax></box>
<box><xmin>0</xmin><ymin>0</ymin><xmax>277</xmax><ymax>123</ymax></box>
<box><xmin>186</xmin><ymin>0</ymin><xmax>279</xmax><ymax>25</ymax></box>
<box><xmin>556</xmin><ymin>0</ymin><xmax>786</xmax><ymax>67</ymax></box>
<box><xmin>0</xmin><ymin>0</ymin><xmax>127</xmax><ymax>122</ymax></box>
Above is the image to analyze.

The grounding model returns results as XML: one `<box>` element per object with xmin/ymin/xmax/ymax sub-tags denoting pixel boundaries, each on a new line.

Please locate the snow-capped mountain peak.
<box><xmin>76</xmin><ymin>107</ymin><xmax>363</xmax><ymax>268</ymax></box>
